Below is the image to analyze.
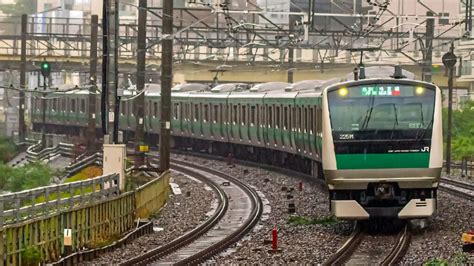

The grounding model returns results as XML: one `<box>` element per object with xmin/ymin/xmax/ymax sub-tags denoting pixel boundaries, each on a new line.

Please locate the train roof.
<box><xmin>211</xmin><ymin>83</ymin><xmax>249</xmax><ymax>93</ymax></box>
<box><xmin>249</xmin><ymin>82</ymin><xmax>290</xmax><ymax>92</ymax></box>
<box><xmin>345</xmin><ymin>66</ymin><xmax>416</xmax><ymax>80</ymax></box>
<box><xmin>172</xmin><ymin>83</ymin><xmax>210</xmax><ymax>92</ymax></box>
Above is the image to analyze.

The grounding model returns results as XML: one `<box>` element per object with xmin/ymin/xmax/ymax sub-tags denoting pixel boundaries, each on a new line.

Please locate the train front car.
<box><xmin>322</xmin><ymin>79</ymin><xmax>442</xmax><ymax>219</ymax></box>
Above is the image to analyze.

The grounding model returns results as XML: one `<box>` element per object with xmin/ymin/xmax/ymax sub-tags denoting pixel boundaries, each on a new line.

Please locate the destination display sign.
<box><xmin>337</xmin><ymin>85</ymin><xmax>424</xmax><ymax>98</ymax></box>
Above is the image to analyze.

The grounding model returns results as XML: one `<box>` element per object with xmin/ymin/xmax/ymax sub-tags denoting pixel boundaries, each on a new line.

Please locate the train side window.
<box><xmin>213</xmin><ymin>104</ymin><xmax>219</xmax><ymax>123</ymax></box>
<box><xmin>304</xmin><ymin>106</ymin><xmax>308</xmax><ymax>133</ymax></box>
<box><xmin>203</xmin><ymin>104</ymin><xmax>209</xmax><ymax>122</ymax></box>
<box><xmin>317</xmin><ymin>107</ymin><xmax>322</xmax><ymax>133</ymax></box>
<box><xmin>129</xmin><ymin>101</ymin><xmax>134</xmax><ymax>116</ymax></box>
<box><xmin>242</xmin><ymin>105</ymin><xmax>247</xmax><ymax>125</ymax></box>
<box><xmin>62</xmin><ymin>98</ymin><xmax>66</xmax><ymax>111</ymax></box>
<box><xmin>309</xmin><ymin>107</ymin><xmax>314</xmax><ymax>134</ymax></box>
<box><xmin>194</xmin><ymin>104</ymin><xmax>199</xmax><ymax>121</ymax></box>
<box><xmin>71</xmin><ymin>99</ymin><xmax>76</xmax><ymax>113</ymax></box>
<box><xmin>268</xmin><ymin>106</ymin><xmax>273</xmax><ymax>127</ymax></box>
<box><xmin>233</xmin><ymin>105</ymin><xmax>238</xmax><ymax>124</ymax></box>
<box><xmin>153</xmin><ymin>102</ymin><xmax>158</xmax><ymax>117</ymax></box>
<box><xmin>275</xmin><ymin>105</ymin><xmax>280</xmax><ymax>129</ymax></box>
<box><xmin>80</xmin><ymin>99</ymin><xmax>85</xmax><ymax>113</ymax></box>
<box><xmin>148</xmin><ymin>101</ymin><xmax>152</xmax><ymax>117</ymax></box>
<box><xmin>121</xmin><ymin>101</ymin><xmax>126</xmax><ymax>115</ymax></box>
<box><xmin>250</xmin><ymin>105</ymin><xmax>256</xmax><ymax>126</ymax></box>
<box><xmin>283</xmin><ymin>106</ymin><xmax>288</xmax><ymax>130</ymax></box>
<box><xmin>52</xmin><ymin>98</ymin><xmax>57</xmax><ymax>112</ymax></box>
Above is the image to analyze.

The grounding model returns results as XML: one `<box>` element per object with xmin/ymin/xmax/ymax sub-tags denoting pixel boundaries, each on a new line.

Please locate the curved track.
<box><xmin>324</xmin><ymin>222</ymin><xmax>411</xmax><ymax>265</ymax></box>
<box><xmin>121</xmin><ymin>158</ymin><xmax>263</xmax><ymax>265</ymax></box>
<box><xmin>440</xmin><ymin>177</ymin><xmax>474</xmax><ymax>201</ymax></box>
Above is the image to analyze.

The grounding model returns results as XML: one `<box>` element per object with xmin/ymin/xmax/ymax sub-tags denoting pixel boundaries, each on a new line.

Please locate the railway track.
<box><xmin>121</xmin><ymin>158</ymin><xmax>263</xmax><ymax>265</ymax></box>
<box><xmin>440</xmin><ymin>177</ymin><xmax>474</xmax><ymax>201</ymax></box>
<box><xmin>323</xmin><ymin>222</ymin><xmax>411</xmax><ymax>265</ymax></box>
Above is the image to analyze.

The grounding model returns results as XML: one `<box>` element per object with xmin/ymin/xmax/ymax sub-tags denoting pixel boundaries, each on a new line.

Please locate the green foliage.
<box><xmin>0</xmin><ymin>0</ymin><xmax>36</xmax><ymax>16</ymax></box>
<box><xmin>424</xmin><ymin>253</ymin><xmax>468</xmax><ymax>266</ymax></box>
<box><xmin>288</xmin><ymin>215</ymin><xmax>338</xmax><ymax>226</ymax></box>
<box><xmin>443</xmin><ymin>101</ymin><xmax>474</xmax><ymax>160</ymax></box>
<box><xmin>0</xmin><ymin>162</ymin><xmax>54</xmax><ymax>192</ymax></box>
<box><xmin>21</xmin><ymin>246</ymin><xmax>41</xmax><ymax>266</ymax></box>
<box><xmin>424</xmin><ymin>258</ymin><xmax>449</xmax><ymax>266</ymax></box>
<box><xmin>0</xmin><ymin>137</ymin><xmax>17</xmax><ymax>163</ymax></box>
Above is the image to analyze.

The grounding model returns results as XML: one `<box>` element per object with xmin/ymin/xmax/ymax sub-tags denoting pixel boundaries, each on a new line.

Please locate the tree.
<box><xmin>0</xmin><ymin>0</ymin><xmax>37</xmax><ymax>16</ymax></box>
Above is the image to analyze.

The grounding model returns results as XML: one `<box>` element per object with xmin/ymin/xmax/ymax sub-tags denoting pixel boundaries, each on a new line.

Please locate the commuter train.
<box><xmin>32</xmin><ymin>66</ymin><xmax>442</xmax><ymax>219</ymax></box>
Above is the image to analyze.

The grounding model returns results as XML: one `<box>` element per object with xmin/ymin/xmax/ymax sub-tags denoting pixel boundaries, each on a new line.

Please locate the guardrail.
<box><xmin>0</xmin><ymin>173</ymin><xmax>120</xmax><ymax>227</ymax></box>
<box><xmin>26</xmin><ymin>142</ymin><xmax>74</xmax><ymax>162</ymax></box>
<box><xmin>64</xmin><ymin>152</ymin><xmax>103</xmax><ymax>177</ymax></box>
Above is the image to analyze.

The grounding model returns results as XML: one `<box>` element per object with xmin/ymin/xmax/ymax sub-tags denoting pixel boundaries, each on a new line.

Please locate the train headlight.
<box><xmin>338</xmin><ymin>87</ymin><xmax>348</xmax><ymax>97</ymax></box>
<box><xmin>416</xmin><ymin>86</ymin><xmax>424</xmax><ymax>95</ymax></box>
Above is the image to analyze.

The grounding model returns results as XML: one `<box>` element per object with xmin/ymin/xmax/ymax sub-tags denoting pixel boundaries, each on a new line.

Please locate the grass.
<box><xmin>424</xmin><ymin>253</ymin><xmax>468</xmax><ymax>266</ymax></box>
<box><xmin>288</xmin><ymin>215</ymin><xmax>338</xmax><ymax>226</ymax></box>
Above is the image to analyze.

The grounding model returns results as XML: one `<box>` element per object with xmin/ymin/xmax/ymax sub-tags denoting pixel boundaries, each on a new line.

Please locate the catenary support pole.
<box><xmin>135</xmin><ymin>0</ymin><xmax>147</xmax><ymax>151</ymax></box>
<box><xmin>159</xmin><ymin>0</ymin><xmax>173</xmax><ymax>171</ymax></box>
<box><xmin>446</xmin><ymin>43</ymin><xmax>456</xmax><ymax>175</ymax></box>
<box><xmin>423</xmin><ymin>11</ymin><xmax>434</xmax><ymax>82</ymax></box>
<box><xmin>19</xmin><ymin>14</ymin><xmax>27</xmax><ymax>142</ymax></box>
<box><xmin>288</xmin><ymin>15</ymin><xmax>295</xmax><ymax>83</ymax></box>
<box><xmin>88</xmin><ymin>15</ymin><xmax>98</xmax><ymax>151</ymax></box>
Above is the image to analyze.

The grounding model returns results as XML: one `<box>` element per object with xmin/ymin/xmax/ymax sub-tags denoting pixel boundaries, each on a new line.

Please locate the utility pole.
<box><xmin>40</xmin><ymin>61</ymin><xmax>51</xmax><ymax>148</ymax></box>
<box><xmin>19</xmin><ymin>14</ymin><xmax>27</xmax><ymax>142</ymax></box>
<box><xmin>159</xmin><ymin>0</ymin><xmax>173</xmax><ymax>171</ymax></box>
<box><xmin>443</xmin><ymin>43</ymin><xmax>456</xmax><ymax>175</ymax></box>
<box><xmin>135</xmin><ymin>0</ymin><xmax>147</xmax><ymax>152</ymax></box>
<box><xmin>102</xmin><ymin>0</ymin><xmax>120</xmax><ymax>144</ymax></box>
<box><xmin>288</xmin><ymin>15</ymin><xmax>295</xmax><ymax>83</ymax></box>
<box><xmin>423</xmin><ymin>11</ymin><xmax>434</xmax><ymax>82</ymax></box>
<box><xmin>88</xmin><ymin>15</ymin><xmax>98</xmax><ymax>152</ymax></box>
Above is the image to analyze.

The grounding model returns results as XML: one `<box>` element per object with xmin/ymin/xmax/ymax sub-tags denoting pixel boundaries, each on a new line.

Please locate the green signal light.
<box><xmin>42</xmin><ymin>63</ymin><xmax>50</xmax><ymax>69</ymax></box>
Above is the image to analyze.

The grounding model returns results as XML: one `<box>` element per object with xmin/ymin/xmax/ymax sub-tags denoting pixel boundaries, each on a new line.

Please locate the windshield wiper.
<box><xmin>390</xmin><ymin>104</ymin><xmax>399</xmax><ymax>140</ymax></box>
<box><xmin>416</xmin><ymin>119</ymin><xmax>433</xmax><ymax>143</ymax></box>
<box><xmin>361</xmin><ymin>95</ymin><xmax>375</xmax><ymax>130</ymax></box>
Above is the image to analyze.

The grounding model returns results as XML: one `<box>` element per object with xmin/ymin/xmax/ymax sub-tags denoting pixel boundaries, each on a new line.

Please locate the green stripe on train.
<box><xmin>336</xmin><ymin>153</ymin><xmax>430</xmax><ymax>169</ymax></box>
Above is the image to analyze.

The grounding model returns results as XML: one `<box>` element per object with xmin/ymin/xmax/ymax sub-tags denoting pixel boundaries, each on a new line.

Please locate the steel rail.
<box><xmin>441</xmin><ymin>177</ymin><xmax>474</xmax><ymax>191</ymax></box>
<box><xmin>119</xmin><ymin>162</ymin><xmax>228</xmax><ymax>266</ymax></box>
<box><xmin>171</xmin><ymin>158</ymin><xmax>263</xmax><ymax>265</ymax></box>
<box><xmin>323</xmin><ymin>222</ymin><xmax>363</xmax><ymax>265</ymax></box>
<box><xmin>381</xmin><ymin>224</ymin><xmax>411</xmax><ymax>266</ymax></box>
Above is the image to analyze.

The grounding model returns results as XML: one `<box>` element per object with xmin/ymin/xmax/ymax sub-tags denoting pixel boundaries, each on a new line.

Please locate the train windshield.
<box><xmin>328</xmin><ymin>84</ymin><xmax>435</xmax><ymax>141</ymax></box>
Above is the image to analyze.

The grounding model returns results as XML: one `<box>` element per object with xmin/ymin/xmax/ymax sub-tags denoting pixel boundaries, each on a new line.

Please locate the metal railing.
<box><xmin>0</xmin><ymin>173</ymin><xmax>120</xmax><ymax>227</ymax></box>
<box><xmin>26</xmin><ymin>142</ymin><xmax>74</xmax><ymax>162</ymax></box>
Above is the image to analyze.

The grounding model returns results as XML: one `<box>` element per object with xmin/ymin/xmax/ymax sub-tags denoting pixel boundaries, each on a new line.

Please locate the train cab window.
<box><xmin>213</xmin><ymin>105</ymin><xmax>218</xmax><ymax>123</ymax></box>
<box><xmin>153</xmin><ymin>102</ymin><xmax>158</xmax><ymax>117</ymax></box>
<box><xmin>242</xmin><ymin>105</ymin><xmax>247</xmax><ymax>125</ymax></box>
<box><xmin>250</xmin><ymin>105</ymin><xmax>256</xmax><ymax>126</ymax></box>
<box><xmin>71</xmin><ymin>99</ymin><xmax>76</xmax><ymax>113</ymax></box>
<box><xmin>203</xmin><ymin>104</ymin><xmax>209</xmax><ymax>122</ymax></box>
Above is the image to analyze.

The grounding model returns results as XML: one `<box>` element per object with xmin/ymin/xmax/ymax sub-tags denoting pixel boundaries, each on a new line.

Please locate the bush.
<box><xmin>443</xmin><ymin>101</ymin><xmax>474</xmax><ymax>160</ymax></box>
<box><xmin>0</xmin><ymin>162</ymin><xmax>54</xmax><ymax>192</ymax></box>
<box><xmin>0</xmin><ymin>137</ymin><xmax>16</xmax><ymax>163</ymax></box>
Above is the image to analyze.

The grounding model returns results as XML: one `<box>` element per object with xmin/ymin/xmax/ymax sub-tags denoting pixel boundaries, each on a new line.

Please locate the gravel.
<box><xmin>402</xmin><ymin>192</ymin><xmax>474</xmax><ymax>264</ymax></box>
<box><xmin>82</xmin><ymin>171</ymin><xmax>214</xmax><ymax>265</ymax></box>
<box><xmin>174</xmin><ymin>154</ymin><xmax>352</xmax><ymax>264</ymax></box>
